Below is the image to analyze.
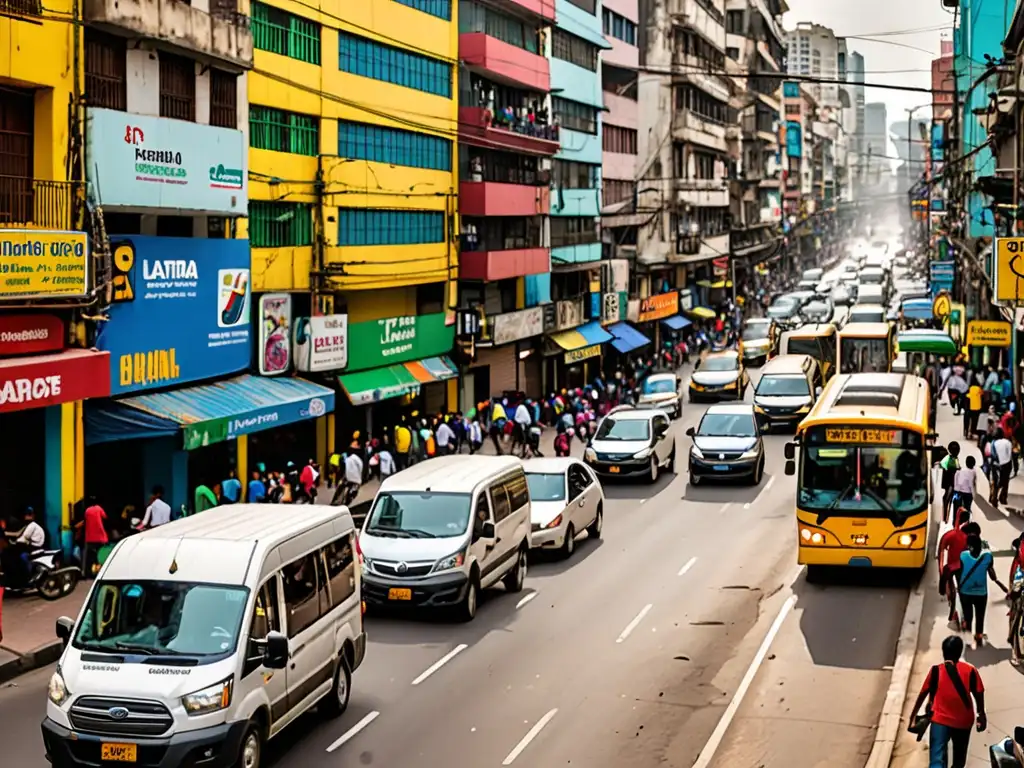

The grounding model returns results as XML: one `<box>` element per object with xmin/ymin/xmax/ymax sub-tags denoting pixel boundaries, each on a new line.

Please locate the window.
<box><xmin>209</xmin><ymin>69</ymin><xmax>238</xmax><ymax>128</ymax></box>
<box><xmin>603</xmin><ymin>179</ymin><xmax>633</xmax><ymax>207</ymax></box>
<box><xmin>463</xmin><ymin>215</ymin><xmax>542</xmax><ymax>251</ymax></box>
<box><xmin>552</xmin><ymin>28</ymin><xmax>598</xmax><ymax>71</ymax></box>
<box><xmin>393</xmin><ymin>0</ymin><xmax>451</xmax><ymax>19</ymax></box>
<box><xmin>244</xmin><ymin>577</ymin><xmax>280</xmax><ymax>676</ymax></box>
<box><xmin>674</xmin><ymin>29</ymin><xmax>726</xmax><ymax>70</ymax></box>
<box><xmin>602</xmin><ymin>8</ymin><xmax>637</xmax><ymax>45</ymax></box>
<box><xmin>551</xmin><ymin>160</ymin><xmax>596</xmax><ymax>189</ymax></box>
<box><xmin>252</xmin><ymin>1</ymin><xmax>320</xmax><ymax>63</ymax></box>
<box><xmin>85</xmin><ymin>31</ymin><xmax>126</xmax><ymax>111</ymax></box>
<box><xmin>568</xmin><ymin>465</ymin><xmax>592</xmax><ymax>498</ymax></box>
<box><xmin>248</xmin><ymin>201</ymin><xmax>314</xmax><ymax>248</ymax></box>
<box><xmin>156</xmin><ymin>216</ymin><xmax>193</xmax><ymax>237</ymax></box>
<box><xmin>339</xmin><ymin>31</ymin><xmax>452</xmax><ymax>98</ymax></box>
<box><xmin>464</xmin><ymin>148</ymin><xmax>539</xmax><ymax>185</ymax></box>
<box><xmin>550</xmin><ymin>217</ymin><xmax>598</xmax><ymax>248</ymax></box>
<box><xmin>727</xmin><ymin>47</ymin><xmax>740</xmax><ymax>61</ymax></box>
<box><xmin>506</xmin><ymin>474</ymin><xmax>529</xmax><ymax>510</ymax></box>
<box><xmin>602</xmin><ymin>124</ymin><xmax>637</xmax><ymax>154</ymax></box>
<box><xmin>159</xmin><ymin>53</ymin><xmax>196</xmax><ymax>122</ymax></box>
<box><xmin>282</xmin><ymin>553</ymin><xmax>323</xmax><ymax>636</ymax></box>
<box><xmin>337</xmin><ymin>209</ymin><xmax>445</xmax><ymax>246</ymax></box>
<box><xmin>460</xmin><ymin>1</ymin><xmax>540</xmax><ymax>54</ymax></box>
<box><xmin>490</xmin><ymin>484</ymin><xmax>511</xmax><ymax>522</ymax></box>
<box><xmin>565</xmin><ymin>0</ymin><xmax>595</xmax><ymax>14</ymax></box>
<box><xmin>250</xmin><ymin>106</ymin><xmax>319</xmax><ymax>155</ymax></box>
<box><xmin>553</xmin><ymin>97</ymin><xmax>597</xmax><ymax>134</ymax></box>
<box><xmin>673</xmin><ymin>86</ymin><xmax>727</xmax><ymax>124</ymax></box>
<box><xmin>1</xmin><ymin>0</ymin><xmax>42</xmax><ymax>16</ymax></box>
<box><xmin>338</xmin><ymin>120</ymin><xmax>451</xmax><ymax>171</ymax></box>
<box><xmin>726</xmin><ymin>10</ymin><xmax>744</xmax><ymax>34</ymax></box>
<box><xmin>324</xmin><ymin>536</ymin><xmax>356</xmax><ymax>605</ymax></box>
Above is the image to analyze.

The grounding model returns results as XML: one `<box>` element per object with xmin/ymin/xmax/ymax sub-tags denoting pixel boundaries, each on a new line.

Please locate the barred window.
<box><xmin>601</xmin><ymin>8</ymin><xmax>637</xmax><ymax>46</ymax></box>
<box><xmin>551</xmin><ymin>29</ymin><xmax>598</xmax><ymax>71</ymax></box>
<box><xmin>674</xmin><ymin>86</ymin><xmax>727</xmax><ymax>124</ymax></box>
<box><xmin>252</xmin><ymin>1</ymin><xmax>321</xmax><ymax>65</ymax></box>
<box><xmin>85</xmin><ymin>30</ymin><xmax>126</xmax><ymax>111</ymax></box>
<box><xmin>602</xmin><ymin>124</ymin><xmax>637</xmax><ymax>154</ymax></box>
<box><xmin>338</xmin><ymin>120</ymin><xmax>451</xmax><ymax>171</ymax></box>
<box><xmin>460</xmin><ymin>1</ymin><xmax>540</xmax><ymax>54</ymax></box>
<box><xmin>551</xmin><ymin>160</ymin><xmax>596</xmax><ymax>189</ymax></box>
<box><xmin>209</xmin><ymin>69</ymin><xmax>238</xmax><ymax>128</ymax></box>
<box><xmin>550</xmin><ymin>217</ymin><xmax>598</xmax><ymax>248</ymax></box>
<box><xmin>552</xmin><ymin>97</ymin><xmax>597</xmax><ymax>134</ymax></box>
<box><xmin>159</xmin><ymin>53</ymin><xmax>195</xmax><ymax>122</ymax></box>
<box><xmin>602</xmin><ymin>179</ymin><xmax>634</xmax><ymax>207</ymax></box>
<box><xmin>393</xmin><ymin>0</ymin><xmax>451</xmax><ymax>19</ymax></box>
<box><xmin>249</xmin><ymin>201</ymin><xmax>314</xmax><ymax>248</ymax></box>
<box><xmin>250</xmin><ymin>106</ymin><xmax>319</xmax><ymax>155</ymax></box>
<box><xmin>339</xmin><ymin>31</ymin><xmax>452</xmax><ymax>98</ymax></box>
<box><xmin>337</xmin><ymin>209</ymin><xmax>445</xmax><ymax>246</ymax></box>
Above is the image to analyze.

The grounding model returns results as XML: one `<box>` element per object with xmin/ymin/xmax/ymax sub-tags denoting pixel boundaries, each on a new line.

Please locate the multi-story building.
<box><xmin>785</xmin><ymin>22</ymin><xmax>843</xmax><ymax>112</ymax></box>
<box><xmin>863</xmin><ymin>101</ymin><xmax>889</xmax><ymax>184</ymax></box>
<box><xmin>932</xmin><ymin>39</ymin><xmax>955</xmax><ymax>122</ymax></box>
<box><xmin>601</xmin><ymin>0</ymin><xmax>640</xmax><ymax>219</ymax></box>
<box><xmin>847</xmin><ymin>50</ymin><xmax>866</xmax><ymax>195</ymax></box>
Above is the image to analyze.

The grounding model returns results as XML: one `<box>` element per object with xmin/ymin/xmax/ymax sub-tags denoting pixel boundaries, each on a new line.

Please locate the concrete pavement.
<box><xmin>0</xmin><ymin>363</ymin><xmax>916</xmax><ymax>768</ymax></box>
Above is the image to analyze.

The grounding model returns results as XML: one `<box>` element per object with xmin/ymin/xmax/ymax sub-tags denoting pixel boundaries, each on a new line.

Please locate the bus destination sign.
<box><xmin>825</xmin><ymin>428</ymin><xmax>900</xmax><ymax>444</ymax></box>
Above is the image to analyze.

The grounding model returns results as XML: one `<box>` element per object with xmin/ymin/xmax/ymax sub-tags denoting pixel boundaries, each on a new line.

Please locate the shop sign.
<box><xmin>0</xmin><ymin>230</ymin><xmax>89</xmax><ymax>300</ymax></box>
<box><xmin>556</xmin><ymin>298</ymin><xmax>584</xmax><ymax>330</ymax></box>
<box><xmin>258</xmin><ymin>294</ymin><xmax>292</xmax><ymax>376</ymax></box>
<box><xmin>86</xmin><ymin>107</ymin><xmax>247</xmax><ymax>214</ymax></box>
<box><xmin>932</xmin><ymin>291</ymin><xmax>952</xmax><ymax>320</ymax></box>
<box><xmin>346</xmin><ymin>312</ymin><xmax>454</xmax><ymax>372</ymax></box>
<box><xmin>712</xmin><ymin>256</ymin><xmax>729</xmax><ymax>279</ymax></box>
<box><xmin>993</xmin><ymin>237</ymin><xmax>1024</xmax><ymax>304</ymax></box>
<box><xmin>966</xmin><ymin>320</ymin><xmax>1012</xmax><ymax>348</ymax></box>
<box><xmin>492</xmin><ymin>307</ymin><xmax>544</xmax><ymax>346</ymax></box>
<box><xmin>601</xmin><ymin>293</ymin><xmax>621</xmax><ymax>324</ymax></box>
<box><xmin>294</xmin><ymin>314</ymin><xmax>348</xmax><ymax>372</ymax></box>
<box><xmin>542</xmin><ymin>303</ymin><xmax>557</xmax><ymax>332</ymax></box>
<box><xmin>0</xmin><ymin>349</ymin><xmax>110</xmax><ymax>414</ymax></box>
<box><xmin>679</xmin><ymin>288</ymin><xmax>694</xmax><ymax>311</ymax></box>
<box><xmin>182</xmin><ymin>393</ymin><xmax>334</xmax><ymax>450</ymax></box>
<box><xmin>564</xmin><ymin>345</ymin><xmax>601</xmax><ymax>365</ymax></box>
<box><xmin>0</xmin><ymin>314</ymin><xmax>65</xmax><ymax>356</ymax></box>
<box><xmin>96</xmin><ymin>236</ymin><xmax>251</xmax><ymax>395</ymax></box>
<box><xmin>638</xmin><ymin>292</ymin><xmax>678</xmax><ymax>323</ymax></box>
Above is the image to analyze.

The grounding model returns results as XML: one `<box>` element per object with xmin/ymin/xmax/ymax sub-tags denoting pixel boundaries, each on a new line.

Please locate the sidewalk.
<box><xmin>0</xmin><ymin>585</ymin><xmax>83</xmax><ymax>683</ymax></box>
<box><xmin>890</xmin><ymin>408</ymin><xmax>1024</xmax><ymax>768</ymax></box>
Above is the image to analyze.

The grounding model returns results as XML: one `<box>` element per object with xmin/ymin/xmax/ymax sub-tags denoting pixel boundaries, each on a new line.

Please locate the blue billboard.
<box><xmin>786</xmin><ymin>122</ymin><xmax>802</xmax><ymax>158</ymax></box>
<box><xmin>97</xmin><ymin>236</ymin><xmax>252</xmax><ymax>395</ymax></box>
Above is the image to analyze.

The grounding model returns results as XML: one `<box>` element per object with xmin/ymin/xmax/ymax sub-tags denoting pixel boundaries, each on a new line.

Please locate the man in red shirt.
<box><xmin>81</xmin><ymin>497</ymin><xmax>108</xmax><ymax>578</ymax></box>
<box><xmin>938</xmin><ymin>510</ymin><xmax>971</xmax><ymax>625</ymax></box>
<box><xmin>907</xmin><ymin>635</ymin><xmax>986</xmax><ymax>768</ymax></box>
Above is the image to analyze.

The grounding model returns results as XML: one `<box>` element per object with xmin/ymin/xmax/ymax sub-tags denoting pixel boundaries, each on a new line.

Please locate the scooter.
<box><xmin>989</xmin><ymin>725</ymin><xmax>1024</xmax><ymax>767</ymax></box>
<box><xmin>0</xmin><ymin>543</ymin><xmax>80</xmax><ymax>601</ymax></box>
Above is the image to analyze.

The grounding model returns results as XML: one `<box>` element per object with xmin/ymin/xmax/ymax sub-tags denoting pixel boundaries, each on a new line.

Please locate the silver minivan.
<box><xmin>359</xmin><ymin>456</ymin><xmax>531</xmax><ymax>621</ymax></box>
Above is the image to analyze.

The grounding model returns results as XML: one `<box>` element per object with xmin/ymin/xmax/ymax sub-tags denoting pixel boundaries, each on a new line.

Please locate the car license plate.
<box><xmin>388</xmin><ymin>588</ymin><xmax>412</xmax><ymax>601</ymax></box>
<box><xmin>100</xmin><ymin>744</ymin><xmax>137</xmax><ymax>762</ymax></box>
<box><xmin>713</xmin><ymin>464</ymin><xmax>729</xmax><ymax>471</ymax></box>
<box><xmin>609</xmin><ymin>466</ymin><xmax>620</xmax><ymax>473</ymax></box>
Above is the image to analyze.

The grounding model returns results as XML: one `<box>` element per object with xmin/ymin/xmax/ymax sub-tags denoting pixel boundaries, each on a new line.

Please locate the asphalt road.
<box><xmin>0</xmin><ymin>364</ymin><xmax>915</xmax><ymax>768</ymax></box>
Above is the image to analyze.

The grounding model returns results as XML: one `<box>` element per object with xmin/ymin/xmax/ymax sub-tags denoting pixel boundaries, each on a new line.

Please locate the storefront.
<box><xmin>336</xmin><ymin>313</ymin><xmax>457</xmax><ymax>439</ymax></box>
<box><xmin>546</xmin><ymin>320</ymin><xmax>612</xmax><ymax>390</ymax></box>
<box><xmin>469</xmin><ymin>307</ymin><xmax>545</xmax><ymax>403</ymax></box>
<box><xmin>85</xmin><ymin>235</ymin><xmax>335</xmax><ymax>513</ymax></box>
<box><xmin>634</xmin><ymin>291</ymin><xmax>678</xmax><ymax>356</ymax></box>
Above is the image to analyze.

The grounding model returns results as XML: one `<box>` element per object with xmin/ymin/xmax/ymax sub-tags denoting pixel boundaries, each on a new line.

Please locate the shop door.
<box><xmin>469</xmin><ymin>366</ymin><xmax>490</xmax><ymax>408</ymax></box>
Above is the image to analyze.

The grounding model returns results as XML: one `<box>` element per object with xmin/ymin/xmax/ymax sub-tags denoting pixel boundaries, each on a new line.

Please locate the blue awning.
<box><xmin>86</xmin><ymin>374</ymin><xmax>336</xmax><ymax>449</ymax></box>
<box><xmin>607</xmin><ymin>322</ymin><xmax>651</xmax><ymax>354</ymax></box>
<box><xmin>661</xmin><ymin>315</ymin><xmax>692</xmax><ymax>331</ymax></box>
<box><xmin>578</xmin><ymin>320</ymin><xmax>613</xmax><ymax>345</ymax></box>
<box><xmin>901</xmin><ymin>299</ymin><xmax>933</xmax><ymax>320</ymax></box>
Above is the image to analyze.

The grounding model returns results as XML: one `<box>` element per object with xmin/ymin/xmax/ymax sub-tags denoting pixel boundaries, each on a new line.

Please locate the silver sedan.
<box><xmin>524</xmin><ymin>458</ymin><xmax>604</xmax><ymax>559</ymax></box>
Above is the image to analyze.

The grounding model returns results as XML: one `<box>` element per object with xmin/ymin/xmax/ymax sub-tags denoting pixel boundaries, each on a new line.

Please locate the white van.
<box><xmin>42</xmin><ymin>505</ymin><xmax>364</xmax><ymax>768</ymax></box>
<box><xmin>359</xmin><ymin>455</ymin><xmax>531</xmax><ymax>621</ymax></box>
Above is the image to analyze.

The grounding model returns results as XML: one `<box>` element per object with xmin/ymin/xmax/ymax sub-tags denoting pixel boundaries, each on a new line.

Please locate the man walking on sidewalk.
<box><xmin>907</xmin><ymin>635</ymin><xmax>986</xmax><ymax>768</ymax></box>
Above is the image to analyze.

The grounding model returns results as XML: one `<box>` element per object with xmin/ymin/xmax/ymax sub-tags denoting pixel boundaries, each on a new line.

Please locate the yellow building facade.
<box><xmin>245</xmin><ymin>0</ymin><xmax>460</xmax><ymax>315</ymax></box>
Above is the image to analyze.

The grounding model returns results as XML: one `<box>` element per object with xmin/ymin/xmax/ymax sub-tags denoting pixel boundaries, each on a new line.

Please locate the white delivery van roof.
<box><xmin>100</xmin><ymin>504</ymin><xmax>355</xmax><ymax>586</ymax></box>
<box><xmin>379</xmin><ymin>455</ymin><xmax>523</xmax><ymax>495</ymax></box>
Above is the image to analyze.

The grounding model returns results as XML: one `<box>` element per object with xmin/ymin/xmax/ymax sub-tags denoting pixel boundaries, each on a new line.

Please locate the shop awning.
<box><xmin>85</xmin><ymin>374</ymin><xmax>336</xmax><ymax>449</ymax></box>
<box><xmin>687</xmin><ymin>306</ymin><xmax>717</xmax><ymax>319</ymax></box>
<box><xmin>607</xmin><ymin>322</ymin><xmax>651</xmax><ymax>354</ymax></box>
<box><xmin>339</xmin><ymin>356</ymin><xmax>458</xmax><ymax>406</ymax></box>
<box><xmin>548</xmin><ymin>321</ymin><xmax>613</xmax><ymax>351</ymax></box>
<box><xmin>661</xmin><ymin>315</ymin><xmax>692</xmax><ymax>331</ymax></box>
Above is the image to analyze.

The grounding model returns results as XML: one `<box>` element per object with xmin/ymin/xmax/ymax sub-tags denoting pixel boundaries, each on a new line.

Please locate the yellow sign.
<box><xmin>825</xmin><ymin>428</ymin><xmax>899</xmax><ymax>444</ymax></box>
<box><xmin>931</xmin><ymin>291</ymin><xmax>951</xmax><ymax>319</ymax></box>
<box><xmin>994</xmin><ymin>237</ymin><xmax>1024</xmax><ymax>303</ymax></box>
<box><xmin>966</xmin><ymin>319</ymin><xmax>1012</xmax><ymax>347</ymax></box>
<box><xmin>565</xmin><ymin>345</ymin><xmax>601</xmax><ymax>364</ymax></box>
<box><xmin>0</xmin><ymin>229</ymin><xmax>89</xmax><ymax>299</ymax></box>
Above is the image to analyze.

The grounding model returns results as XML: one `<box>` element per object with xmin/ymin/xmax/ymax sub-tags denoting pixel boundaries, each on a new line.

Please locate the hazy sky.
<box><xmin>783</xmin><ymin>0</ymin><xmax>954</xmax><ymax>160</ymax></box>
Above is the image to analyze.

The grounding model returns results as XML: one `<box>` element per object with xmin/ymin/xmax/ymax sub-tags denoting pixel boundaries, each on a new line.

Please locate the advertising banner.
<box><xmin>86</xmin><ymin>107</ymin><xmax>247</xmax><ymax>214</ymax></box>
<box><xmin>182</xmin><ymin>393</ymin><xmax>333</xmax><ymax>450</ymax></box>
<box><xmin>346</xmin><ymin>313</ymin><xmax>454</xmax><ymax>372</ymax></box>
<box><xmin>966</xmin><ymin>320</ymin><xmax>1012</xmax><ymax>348</ymax></box>
<box><xmin>993</xmin><ymin>237</ymin><xmax>1024</xmax><ymax>304</ymax></box>
<box><xmin>0</xmin><ymin>349</ymin><xmax>110</xmax><ymax>414</ymax></box>
<box><xmin>0</xmin><ymin>315</ymin><xmax>65</xmax><ymax>356</ymax></box>
<box><xmin>555</xmin><ymin>298</ymin><xmax>584</xmax><ymax>331</ymax></box>
<box><xmin>258</xmin><ymin>294</ymin><xmax>292</xmax><ymax>376</ymax></box>
<box><xmin>96</xmin><ymin>236</ymin><xmax>251</xmax><ymax>395</ymax></box>
<box><xmin>638</xmin><ymin>292</ymin><xmax>678</xmax><ymax>323</ymax></box>
<box><xmin>0</xmin><ymin>230</ymin><xmax>89</xmax><ymax>299</ymax></box>
<box><xmin>294</xmin><ymin>314</ymin><xmax>349</xmax><ymax>373</ymax></box>
<box><xmin>492</xmin><ymin>307</ymin><xmax>544</xmax><ymax>345</ymax></box>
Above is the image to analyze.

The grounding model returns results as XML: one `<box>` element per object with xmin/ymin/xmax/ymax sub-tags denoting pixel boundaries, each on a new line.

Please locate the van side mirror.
<box><xmin>263</xmin><ymin>631</ymin><xmax>289</xmax><ymax>669</ymax></box>
<box><xmin>685</xmin><ymin>426</ymin><xmax>696</xmax><ymax>437</ymax></box>
<box><xmin>480</xmin><ymin>521</ymin><xmax>496</xmax><ymax>540</ymax></box>
<box><xmin>56</xmin><ymin>616</ymin><xmax>74</xmax><ymax>644</ymax></box>
<box><xmin>785</xmin><ymin>460</ymin><xmax>795</xmax><ymax>476</ymax></box>
<box><xmin>784</xmin><ymin>442</ymin><xmax>796</xmax><ymax>460</ymax></box>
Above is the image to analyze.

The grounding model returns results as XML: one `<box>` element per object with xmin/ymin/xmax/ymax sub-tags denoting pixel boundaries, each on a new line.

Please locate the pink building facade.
<box><xmin>601</xmin><ymin>0</ymin><xmax>639</xmax><ymax>215</ymax></box>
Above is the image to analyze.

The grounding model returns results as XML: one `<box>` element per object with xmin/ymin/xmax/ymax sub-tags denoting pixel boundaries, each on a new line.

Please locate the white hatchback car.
<box><xmin>523</xmin><ymin>457</ymin><xmax>604</xmax><ymax>558</ymax></box>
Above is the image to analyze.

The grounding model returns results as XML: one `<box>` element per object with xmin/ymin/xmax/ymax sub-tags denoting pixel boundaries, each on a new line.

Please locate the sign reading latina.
<box><xmin>0</xmin><ymin>230</ymin><xmax>89</xmax><ymax>299</ymax></box>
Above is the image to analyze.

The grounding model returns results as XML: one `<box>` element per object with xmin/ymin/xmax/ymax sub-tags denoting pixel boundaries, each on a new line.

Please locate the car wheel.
<box><xmin>457</xmin><ymin>574</ymin><xmax>479</xmax><ymax>622</ymax></box>
<box><xmin>648</xmin><ymin>456</ymin><xmax>659</xmax><ymax>484</ymax></box>
<box><xmin>503</xmin><ymin>546</ymin><xmax>528</xmax><ymax>593</ymax></box>
<box><xmin>751</xmin><ymin>458</ymin><xmax>763</xmax><ymax>485</ymax></box>
<box><xmin>587</xmin><ymin>503</ymin><xmax>603</xmax><ymax>539</ymax></box>
<box><xmin>321</xmin><ymin>656</ymin><xmax>351</xmax><ymax>718</ymax></box>
<box><xmin>559</xmin><ymin>524</ymin><xmax>576</xmax><ymax>559</ymax></box>
<box><xmin>666</xmin><ymin>446</ymin><xmax>676</xmax><ymax>473</ymax></box>
<box><xmin>235</xmin><ymin>721</ymin><xmax>263</xmax><ymax>768</ymax></box>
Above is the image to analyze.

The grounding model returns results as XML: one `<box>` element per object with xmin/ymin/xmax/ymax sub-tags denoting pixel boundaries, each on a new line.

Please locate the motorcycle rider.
<box><xmin>3</xmin><ymin>507</ymin><xmax>45</xmax><ymax>588</ymax></box>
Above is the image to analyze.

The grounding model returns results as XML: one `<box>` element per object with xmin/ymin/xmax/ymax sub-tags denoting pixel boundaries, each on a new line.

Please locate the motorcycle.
<box><xmin>989</xmin><ymin>725</ymin><xmax>1024</xmax><ymax>767</ymax></box>
<box><xmin>0</xmin><ymin>540</ymin><xmax>80</xmax><ymax>601</ymax></box>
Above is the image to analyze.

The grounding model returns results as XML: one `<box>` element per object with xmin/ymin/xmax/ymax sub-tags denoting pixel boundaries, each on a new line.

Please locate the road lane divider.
<box><xmin>411</xmin><ymin>643</ymin><xmax>468</xmax><ymax>686</ymax></box>
<box><xmin>677</xmin><ymin>557</ymin><xmax>697</xmax><ymax>577</ymax></box>
<box><xmin>616</xmin><ymin>604</ymin><xmax>653</xmax><ymax>644</ymax></box>
<box><xmin>325</xmin><ymin>711</ymin><xmax>380</xmax><ymax>753</ymax></box>
<box><xmin>691</xmin><ymin>594</ymin><xmax>797</xmax><ymax>768</ymax></box>
<box><xmin>502</xmin><ymin>708</ymin><xmax>559</xmax><ymax>765</ymax></box>
<box><xmin>516</xmin><ymin>592</ymin><xmax>538</xmax><ymax>610</ymax></box>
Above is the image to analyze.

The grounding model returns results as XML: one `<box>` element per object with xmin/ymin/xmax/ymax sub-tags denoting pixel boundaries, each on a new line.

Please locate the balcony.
<box><xmin>676</xmin><ymin>178</ymin><xmax>729</xmax><ymax>208</ymax></box>
<box><xmin>506</xmin><ymin>0</ymin><xmax>555</xmax><ymax>21</ymax></box>
<box><xmin>673</xmin><ymin>112</ymin><xmax>728</xmax><ymax>153</ymax></box>
<box><xmin>461</xmin><ymin>247</ymin><xmax>550</xmax><ymax>281</ymax></box>
<box><xmin>673</xmin><ymin>56</ymin><xmax>731</xmax><ymax>103</ymax></box>
<box><xmin>670</xmin><ymin>0</ymin><xmax>727</xmax><ymax>50</ymax></box>
<box><xmin>0</xmin><ymin>176</ymin><xmax>76</xmax><ymax>230</ymax></box>
<box><xmin>670</xmin><ymin>232</ymin><xmax>729</xmax><ymax>263</ymax></box>
<box><xmin>461</xmin><ymin>181</ymin><xmax>550</xmax><ymax>217</ymax></box>
<box><xmin>460</xmin><ymin>33</ymin><xmax>550</xmax><ymax>93</ymax></box>
<box><xmin>459</xmin><ymin>107</ymin><xmax>560</xmax><ymax>156</ymax></box>
<box><xmin>84</xmin><ymin>0</ymin><xmax>253</xmax><ymax>70</ymax></box>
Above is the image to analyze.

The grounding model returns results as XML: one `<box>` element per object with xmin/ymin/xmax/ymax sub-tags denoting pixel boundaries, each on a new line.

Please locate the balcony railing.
<box><xmin>0</xmin><ymin>176</ymin><xmax>76</xmax><ymax>230</ymax></box>
<box><xmin>0</xmin><ymin>0</ymin><xmax>42</xmax><ymax>15</ymax></box>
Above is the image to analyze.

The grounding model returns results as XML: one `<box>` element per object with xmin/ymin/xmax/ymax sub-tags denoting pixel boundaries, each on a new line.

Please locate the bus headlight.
<box><xmin>897</xmin><ymin>534</ymin><xmax>917</xmax><ymax>547</ymax></box>
<box><xmin>800</xmin><ymin>528</ymin><xmax>825</xmax><ymax>544</ymax></box>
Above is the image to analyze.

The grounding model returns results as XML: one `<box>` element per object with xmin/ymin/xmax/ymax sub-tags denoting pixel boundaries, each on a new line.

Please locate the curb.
<box><xmin>864</xmin><ymin>582</ymin><xmax>926</xmax><ymax>768</ymax></box>
<box><xmin>0</xmin><ymin>640</ymin><xmax>63</xmax><ymax>685</ymax></box>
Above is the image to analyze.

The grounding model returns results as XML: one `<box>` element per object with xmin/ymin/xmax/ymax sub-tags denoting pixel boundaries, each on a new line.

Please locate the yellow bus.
<box><xmin>837</xmin><ymin>322</ymin><xmax>895</xmax><ymax>373</ymax></box>
<box><xmin>784</xmin><ymin>372</ymin><xmax>933</xmax><ymax>578</ymax></box>
<box><xmin>780</xmin><ymin>323</ymin><xmax>838</xmax><ymax>380</ymax></box>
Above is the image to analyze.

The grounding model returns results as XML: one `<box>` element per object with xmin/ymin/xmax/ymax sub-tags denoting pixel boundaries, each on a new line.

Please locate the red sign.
<box><xmin>0</xmin><ymin>314</ymin><xmax>65</xmax><ymax>356</ymax></box>
<box><xmin>0</xmin><ymin>349</ymin><xmax>111</xmax><ymax>413</ymax></box>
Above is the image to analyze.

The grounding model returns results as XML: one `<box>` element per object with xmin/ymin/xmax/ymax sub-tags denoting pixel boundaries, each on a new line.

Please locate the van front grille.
<box><xmin>69</xmin><ymin>696</ymin><xmax>173</xmax><ymax>737</ymax></box>
<box><xmin>372</xmin><ymin>561</ymin><xmax>434</xmax><ymax>578</ymax></box>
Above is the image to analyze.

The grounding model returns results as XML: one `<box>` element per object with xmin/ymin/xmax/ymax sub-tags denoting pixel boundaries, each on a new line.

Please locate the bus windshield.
<box><xmin>840</xmin><ymin>337</ymin><xmax>888</xmax><ymax>373</ymax></box>
<box><xmin>799</xmin><ymin>443</ymin><xmax>928</xmax><ymax>523</ymax></box>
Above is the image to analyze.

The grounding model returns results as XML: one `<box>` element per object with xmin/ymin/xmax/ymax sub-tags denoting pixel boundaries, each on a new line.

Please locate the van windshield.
<box><xmin>74</xmin><ymin>581</ymin><xmax>248</xmax><ymax>658</ymax></box>
<box><xmin>366</xmin><ymin>492</ymin><xmax>471</xmax><ymax>538</ymax></box>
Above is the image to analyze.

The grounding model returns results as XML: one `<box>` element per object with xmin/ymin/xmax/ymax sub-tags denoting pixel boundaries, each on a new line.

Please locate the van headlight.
<box><xmin>48</xmin><ymin>670</ymin><xmax>70</xmax><ymax>706</ymax></box>
<box><xmin>182</xmin><ymin>677</ymin><xmax>233</xmax><ymax>716</ymax></box>
<box><xmin>584</xmin><ymin>447</ymin><xmax>597</xmax><ymax>462</ymax></box>
<box><xmin>633</xmin><ymin>447</ymin><xmax>653</xmax><ymax>459</ymax></box>
<box><xmin>432</xmin><ymin>549</ymin><xmax>466</xmax><ymax>573</ymax></box>
<box><xmin>740</xmin><ymin>448</ymin><xmax>760</xmax><ymax>459</ymax></box>
<box><xmin>690</xmin><ymin>445</ymin><xmax>704</xmax><ymax>459</ymax></box>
